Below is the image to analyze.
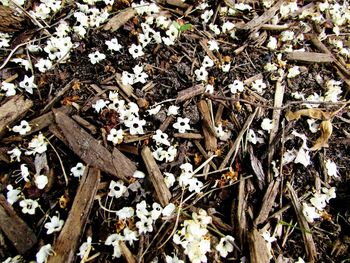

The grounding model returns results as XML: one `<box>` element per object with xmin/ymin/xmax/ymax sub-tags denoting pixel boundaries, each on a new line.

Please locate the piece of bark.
<box><xmin>248</xmin><ymin>227</ymin><xmax>271</xmax><ymax>263</ymax></box>
<box><xmin>0</xmin><ymin>195</ymin><xmax>37</xmax><ymax>254</ymax></box>
<box><xmin>159</xmin><ymin>115</ymin><xmax>173</xmax><ymax>132</ymax></box>
<box><xmin>123</xmin><ymin>134</ymin><xmax>152</xmax><ymax>143</ymax></box>
<box><xmin>119</xmin><ymin>241</ymin><xmax>137</xmax><ymax>263</ymax></box>
<box><xmin>254</xmin><ymin>179</ymin><xmax>281</xmax><ymax>226</ymax></box>
<box><xmin>103</xmin><ymin>8</ymin><xmax>136</xmax><ymax>32</ymax></box>
<box><xmin>267</xmin><ymin>80</ymin><xmax>285</xmax><ymax>182</ymax></box>
<box><xmin>156</xmin><ymin>0</ymin><xmax>189</xmax><ymax>9</ymax></box>
<box><xmin>238</xmin><ymin>0</ymin><xmax>284</xmax><ymax>31</ymax></box>
<box><xmin>48</xmin><ymin>167</ymin><xmax>100</xmax><ymax>263</ymax></box>
<box><xmin>175</xmin><ymin>85</ymin><xmax>205</xmax><ymax>103</ymax></box>
<box><xmin>71</xmin><ymin>115</ymin><xmax>97</xmax><ymax>134</ymax></box>
<box><xmin>197</xmin><ymin>100</ymin><xmax>217</xmax><ymax>152</ymax></box>
<box><xmin>219</xmin><ymin>108</ymin><xmax>258</xmax><ymax>170</ymax></box>
<box><xmin>54</xmin><ymin>110</ymin><xmax>136</xmax><ymax>181</ymax></box>
<box><xmin>173</xmin><ymin>133</ymin><xmax>203</xmax><ymax>139</ymax></box>
<box><xmin>248</xmin><ymin>145</ymin><xmax>266</xmax><ymax>190</ymax></box>
<box><xmin>141</xmin><ymin>146</ymin><xmax>171</xmax><ymax>207</ymax></box>
<box><xmin>41</xmin><ymin>79</ymin><xmax>76</xmax><ymax>114</ymax></box>
<box><xmin>0</xmin><ymin>95</ymin><xmax>33</xmax><ymax>138</ymax></box>
<box><xmin>287</xmin><ymin>182</ymin><xmax>317</xmax><ymax>262</ymax></box>
<box><xmin>286</xmin><ymin>52</ymin><xmax>333</xmax><ymax>63</ymax></box>
<box><xmin>236</xmin><ymin>175</ymin><xmax>247</xmax><ymax>250</ymax></box>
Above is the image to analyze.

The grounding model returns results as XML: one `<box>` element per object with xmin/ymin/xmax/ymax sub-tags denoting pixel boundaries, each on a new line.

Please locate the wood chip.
<box><xmin>54</xmin><ymin>110</ymin><xmax>136</xmax><ymax>181</ymax></box>
<box><xmin>103</xmin><ymin>8</ymin><xmax>136</xmax><ymax>32</ymax></box>
<box><xmin>173</xmin><ymin>132</ymin><xmax>203</xmax><ymax>139</ymax></box>
<box><xmin>0</xmin><ymin>194</ymin><xmax>37</xmax><ymax>254</ymax></box>
<box><xmin>156</xmin><ymin>0</ymin><xmax>189</xmax><ymax>9</ymax></box>
<box><xmin>248</xmin><ymin>227</ymin><xmax>271</xmax><ymax>263</ymax></box>
<box><xmin>254</xmin><ymin>179</ymin><xmax>281</xmax><ymax>226</ymax></box>
<box><xmin>197</xmin><ymin>100</ymin><xmax>217</xmax><ymax>151</ymax></box>
<box><xmin>287</xmin><ymin>182</ymin><xmax>317</xmax><ymax>262</ymax></box>
<box><xmin>0</xmin><ymin>95</ymin><xmax>33</xmax><ymax>138</ymax></box>
<box><xmin>286</xmin><ymin>52</ymin><xmax>333</xmax><ymax>63</ymax></box>
<box><xmin>48</xmin><ymin>167</ymin><xmax>100</xmax><ymax>263</ymax></box>
<box><xmin>141</xmin><ymin>146</ymin><xmax>171</xmax><ymax>206</ymax></box>
<box><xmin>175</xmin><ymin>85</ymin><xmax>205</xmax><ymax>103</ymax></box>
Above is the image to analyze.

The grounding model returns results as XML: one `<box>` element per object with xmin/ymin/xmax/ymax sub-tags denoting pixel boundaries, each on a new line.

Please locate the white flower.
<box><xmin>125</xmin><ymin>117</ymin><xmax>146</xmax><ymax>135</ymax></box>
<box><xmin>165</xmin><ymin>254</ymin><xmax>184</xmax><ymax>263</ymax></box>
<box><xmin>205</xmin><ymin>84</ymin><xmax>214</xmax><ymax>94</ymax></box>
<box><xmin>262</xmin><ymin>230</ymin><xmax>276</xmax><ymax>243</ymax></box>
<box><xmin>12</xmin><ymin>120</ymin><xmax>31</xmax><ymax>135</ymax></box>
<box><xmin>222</xmin><ymin>21</ymin><xmax>235</xmax><ymax>33</ymax></box>
<box><xmin>108</xmin><ymin>180</ymin><xmax>127</xmax><ymax>199</ymax></box>
<box><xmin>188</xmin><ymin>178</ymin><xmax>203</xmax><ymax>193</ymax></box>
<box><xmin>307</xmin><ymin>119</ymin><xmax>319</xmax><ymax>133</ymax></box>
<box><xmin>261</xmin><ymin>118</ymin><xmax>273</xmax><ymax>132</ymax></box>
<box><xmin>162</xmin><ymin>203</ymin><xmax>176</xmax><ymax>217</ymax></box>
<box><xmin>287</xmin><ymin>66</ymin><xmax>300</xmax><ymax>78</ymax></box>
<box><xmin>151</xmin><ymin>202</ymin><xmax>163</xmax><ymax>220</ymax></box>
<box><xmin>122</xmin><ymin>71</ymin><xmax>134</xmax><ymax>85</ymax></box>
<box><xmin>247</xmin><ymin>129</ymin><xmax>257</xmax><ymax>144</ymax></box>
<box><xmin>267</xmin><ymin>36</ymin><xmax>278</xmax><ymax>50</ymax></box>
<box><xmin>147</xmin><ymin>105</ymin><xmax>161</xmax><ymax>115</ymax></box>
<box><xmin>251</xmin><ymin>79</ymin><xmax>266</xmax><ymax>94</ymax></box>
<box><xmin>173</xmin><ymin>117</ymin><xmax>191</xmax><ymax>133</ymax></box>
<box><xmin>88</xmin><ymin>51</ymin><xmax>106</xmax><ymax>64</ymax></box>
<box><xmin>70</xmin><ymin>163</ymin><xmax>85</xmax><ymax>179</ymax></box>
<box><xmin>133</xmin><ymin>170</ymin><xmax>145</xmax><ymax>178</ymax></box>
<box><xmin>216</xmin><ymin>123</ymin><xmax>231</xmax><ymax>141</ymax></box>
<box><xmin>133</xmin><ymin>64</ymin><xmax>148</xmax><ymax>83</ymax></box>
<box><xmin>207</xmin><ymin>40</ymin><xmax>219</xmax><ymax>51</ymax></box>
<box><xmin>216</xmin><ymin>235</ymin><xmax>235</xmax><ymax>258</ymax></box>
<box><xmin>209</xmin><ymin>24</ymin><xmax>221</xmax><ymax>35</ymax></box>
<box><xmin>92</xmin><ymin>99</ymin><xmax>109</xmax><ymax>113</ymax></box>
<box><xmin>294</xmin><ymin>148</ymin><xmax>311</xmax><ymax>167</ymax></box>
<box><xmin>105</xmin><ymin>233</ymin><xmax>123</xmax><ymax>258</ymax></box>
<box><xmin>235</xmin><ymin>3</ymin><xmax>252</xmax><ymax>11</ymax></box>
<box><xmin>164</xmin><ymin>172</ymin><xmax>176</xmax><ymax>188</ymax></box>
<box><xmin>106</xmin><ymin>38</ymin><xmax>122</xmax><ymax>52</ymax></box>
<box><xmin>165</xmin><ymin>146</ymin><xmax>177</xmax><ymax>162</ymax></box>
<box><xmin>12</xmin><ymin>58</ymin><xmax>31</xmax><ymax>71</ymax></box>
<box><xmin>136</xmin><ymin>217</ymin><xmax>153</xmax><ymax>234</ymax></box>
<box><xmin>202</xmin><ymin>56</ymin><xmax>214</xmax><ymax>68</ymax></box>
<box><xmin>1</xmin><ymin>82</ymin><xmax>16</xmax><ymax>96</ymax></box>
<box><xmin>18</xmin><ymin>75</ymin><xmax>37</xmax><ymax>94</ymax></box>
<box><xmin>45</xmin><ymin>214</ymin><xmax>64</xmax><ymax>234</ymax></box>
<box><xmin>167</xmin><ymin>105</ymin><xmax>179</xmax><ymax>116</ymax></box>
<box><xmin>310</xmin><ymin>193</ymin><xmax>327</xmax><ymax>211</ymax></box>
<box><xmin>35</xmin><ymin>58</ymin><xmax>52</xmax><ymax>73</ymax></box>
<box><xmin>302</xmin><ymin>202</ymin><xmax>320</xmax><ymax>223</ymax></box>
<box><xmin>77</xmin><ymin>237</ymin><xmax>92</xmax><ymax>259</ymax></box>
<box><xmin>195</xmin><ymin>67</ymin><xmax>208</xmax><ymax>82</ymax></box>
<box><xmin>264</xmin><ymin>62</ymin><xmax>278</xmax><ymax>72</ymax></box>
<box><xmin>136</xmin><ymin>200</ymin><xmax>149</xmax><ymax>219</ymax></box>
<box><xmin>221</xmin><ymin>63</ymin><xmax>231</xmax><ymax>72</ymax></box>
<box><xmin>295</xmin><ymin>257</ymin><xmax>306</xmax><ymax>263</ymax></box>
<box><xmin>25</xmin><ymin>133</ymin><xmax>48</xmax><ymax>155</ymax></box>
<box><xmin>123</xmin><ymin>227</ymin><xmax>138</xmax><ymax>246</ymax></box>
<box><xmin>322</xmin><ymin>187</ymin><xmax>336</xmax><ymax>202</ymax></box>
<box><xmin>36</xmin><ymin>244</ymin><xmax>52</xmax><ymax>263</ymax></box>
<box><xmin>20</xmin><ymin>164</ymin><xmax>30</xmax><ymax>182</ymax></box>
<box><xmin>6</xmin><ymin>185</ymin><xmax>21</xmax><ymax>205</ymax></box>
<box><xmin>201</xmin><ymin>9</ymin><xmax>213</xmax><ymax>24</ymax></box>
<box><xmin>35</xmin><ymin>174</ymin><xmax>48</xmax><ymax>189</ymax></box>
<box><xmin>19</xmin><ymin>199</ymin><xmax>39</xmax><ymax>215</ymax></box>
<box><xmin>280</xmin><ymin>30</ymin><xmax>294</xmax><ymax>42</ymax></box>
<box><xmin>129</xmin><ymin>44</ymin><xmax>144</xmax><ymax>59</ymax></box>
<box><xmin>325</xmin><ymin>159</ymin><xmax>338</xmax><ymax>178</ymax></box>
<box><xmin>153</xmin><ymin>129</ymin><xmax>170</xmax><ymax>146</ymax></box>
<box><xmin>116</xmin><ymin>207</ymin><xmax>134</xmax><ymax>219</ymax></box>
<box><xmin>107</xmin><ymin>128</ymin><xmax>123</xmax><ymax>145</ymax></box>
<box><xmin>229</xmin><ymin>80</ymin><xmax>244</xmax><ymax>94</ymax></box>
<box><xmin>153</xmin><ymin>147</ymin><xmax>167</xmax><ymax>161</ymax></box>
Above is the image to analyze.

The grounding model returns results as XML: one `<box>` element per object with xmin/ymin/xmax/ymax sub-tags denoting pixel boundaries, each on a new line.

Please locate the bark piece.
<box><xmin>254</xmin><ymin>179</ymin><xmax>281</xmax><ymax>226</ymax></box>
<box><xmin>0</xmin><ymin>195</ymin><xmax>37</xmax><ymax>254</ymax></box>
<box><xmin>248</xmin><ymin>145</ymin><xmax>266</xmax><ymax>190</ymax></box>
<box><xmin>248</xmin><ymin>227</ymin><xmax>271</xmax><ymax>263</ymax></box>
<box><xmin>48</xmin><ymin>167</ymin><xmax>100</xmax><ymax>263</ymax></box>
<box><xmin>156</xmin><ymin>0</ymin><xmax>189</xmax><ymax>8</ymax></box>
<box><xmin>197</xmin><ymin>100</ymin><xmax>217</xmax><ymax>151</ymax></box>
<box><xmin>0</xmin><ymin>5</ymin><xmax>24</xmax><ymax>32</ymax></box>
<box><xmin>103</xmin><ymin>8</ymin><xmax>136</xmax><ymax>32</ymax></box>
<box><xmin>286</xmin><ymin>52</ymin><xmax>333</xmax><ymax>63</ymax></box>
<box><xmin>54</xmin><ymin>110</ymin><xmax>136</xmax><ymax>181</ymax></box>
<box><xmin>175</xmin><ymin>85</ymin><xmax>205</xmax><ymax>103</ymax></box>
<box><xmin>236</xmin><ymin>175</ymin><xmax>247</xmax><ymax>249</ymax></box>
<box><xmin>141</xmin><ymin>146</ymin><xmax>171</xmax><ymax>206</ymax></box>
<box><xmin>287</xmin><ymin>182</ymin><xmax>317</xmax><ymax>262</ymax></box>
<box><xmin>0</xmin><ymin>95</ymin><xmax>33</xmax><ymax>138</ymax></box>
<box><xmin>173</xmin><ymin>133</ymin><xmax>203</xmax><ymax>139</ymax></box>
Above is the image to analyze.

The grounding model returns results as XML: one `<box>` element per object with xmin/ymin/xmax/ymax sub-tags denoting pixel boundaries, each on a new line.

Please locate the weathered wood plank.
<box><xmin>48</xmin><ymin>167</ymin><xmax>100</xmax><ymax>263</ymax></box>
<box><xmin>0</xmin><ymin>195</ymin><xmax>37</xmax><ymax>254</ymax></box>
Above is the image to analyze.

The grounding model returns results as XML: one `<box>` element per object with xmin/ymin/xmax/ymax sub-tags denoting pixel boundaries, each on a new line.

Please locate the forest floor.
<box><xmin>0</xmin><ymin>0</ymin><xmax>350</xmax><ymax>262</ymax></box>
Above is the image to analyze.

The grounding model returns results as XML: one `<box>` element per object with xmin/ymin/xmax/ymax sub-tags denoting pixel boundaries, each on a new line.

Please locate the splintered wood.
<box><xmin>54</xmin><ymin>109</ymin><xmax>136</xmax><ymax>181</ymax></box>
<box><xmin>48</xmin><ymin>167</ymin><xmax>100</xmax><ymax>263</ymax></box>
<box><xmin>0</xmin><ymin>195</ymin><xmax>37</xmax><ymax>254</ymax></box>
<box><xmin>0</xmin><ymin>95</ymin><xmax>33</xmax><ymax>138</ymax></box>
<box><xmin>141</xmin><ymin>146</ymin><xmax>171</xmax><ymax>207</ymax></box>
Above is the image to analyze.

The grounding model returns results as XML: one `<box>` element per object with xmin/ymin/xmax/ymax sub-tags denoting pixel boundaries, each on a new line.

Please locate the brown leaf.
<box><xmin>285</xmin><ymin>108</ymin><xmax>328</xmax><ymax>121</ymax></box>
<box><xmin>311</xmin><ymin>120</ymin><xmax>333</xmax><ymax>151</ymax></box>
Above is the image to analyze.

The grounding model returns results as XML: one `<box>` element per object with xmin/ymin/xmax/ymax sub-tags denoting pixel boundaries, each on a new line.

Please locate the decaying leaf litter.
<box><xmin>0</xmin><ymin>0</ymin><xmax>350</xmax><ymax>262</ymax></box>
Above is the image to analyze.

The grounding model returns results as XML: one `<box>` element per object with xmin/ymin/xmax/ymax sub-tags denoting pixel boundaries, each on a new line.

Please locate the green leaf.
<box><xmin>179</xmin><ymin>23</ymin><xmax>192</xmax><ymax>32</ymax></box>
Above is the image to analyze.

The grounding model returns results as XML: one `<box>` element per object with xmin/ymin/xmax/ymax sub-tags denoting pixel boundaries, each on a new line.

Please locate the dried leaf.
<box><xmin>311</xmin><ymin>120</ymin><xmax>333</xmax><ymax>151</ymax></box>
<box><xmin>285</xmin><ymin>109</ymin><xmax>326</xmax><ymax>121</ymax></box>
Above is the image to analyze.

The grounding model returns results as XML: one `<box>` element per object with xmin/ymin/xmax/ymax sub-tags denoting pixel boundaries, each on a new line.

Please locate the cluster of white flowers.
<box><xmin>302</xmin><ymin>186</ymin><xmax>336</xmax><ymax>223</ymax></box>
<box><xmin>173</xmin><ymin>209</ymin><xmax>212</xmax><ymax>263</ymax></box>
<box><xmin>195</xmin><ymin>56</ymin><xmax>215</xmax><ymax>82</ymax></box>
<box><xmin>178</xmin><ymin>163</ymin><xmax>203</xmax><ymax>193</ymax></box>
<box><xmin>283</xmin><ymin>130</ymin><xmax>311</xmax><ymax>168</ymax></box>
<box><xmin>228</xmin><ymin>80</ymin><xmax>244</xmax><ymax>94</ymax></box>
<box><xmin>152</xmin><ymin>145</ymin><xmax>177</xmax><ymax>163</ymax></box>
<box><xmin>0</xmin><ymin>32</ymin><xmax>11</xmax><ymax>48</ymax></box>
<box><xmin>121</xmin><ymin>65</ymin><xmax>148</xmax><ymax>86</ymax></box>
<box><xmin>1</xmin><ymin>75</ymin><xmax>38</xmax><ymax>96</ymax></box>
